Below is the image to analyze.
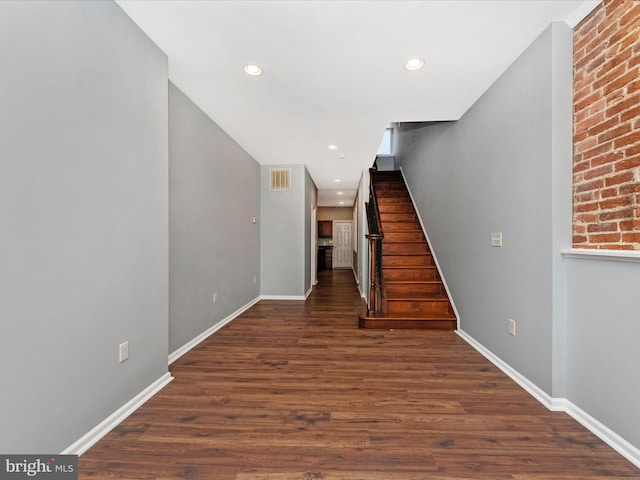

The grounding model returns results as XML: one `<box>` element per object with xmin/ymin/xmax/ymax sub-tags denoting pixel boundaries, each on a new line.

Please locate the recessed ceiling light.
<box><xmin>404</xmin><ymin>57</ymin><xmax>425</xmax><ymax>71</ymax></box>
<box><xmin>328</xmin><ymin>145</ymin><xmax>338</xmax><ymax>150</ymax></box>
<box><xmin>333</xmin><ymin>179</ymin><xmax>341</xmax><ymax>183</ymax></box>
<box><xmin>337</xmin><ymin>191</ymin><xmax>343</xmax><ymax>195</ymax></box>
<box><xmin>339</xmin><ymin>201</ymin><xmax>344</xmax><ymax>205</ymax></box>
<box><xmin>243</xmin><ymin>64</ymin><xmax>263</xmax><ymax>76</ymax></box>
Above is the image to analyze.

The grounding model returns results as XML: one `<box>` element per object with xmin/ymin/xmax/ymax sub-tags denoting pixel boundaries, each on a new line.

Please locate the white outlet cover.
<box><xmin>508</xmin><ymin>319</ymin><xmax>516</xmax><ymax>336</ymax></box>
<box><xmin>491</xmin><ymin>232</ymin><xmax>503</xmax><ymax>247</ymax></box>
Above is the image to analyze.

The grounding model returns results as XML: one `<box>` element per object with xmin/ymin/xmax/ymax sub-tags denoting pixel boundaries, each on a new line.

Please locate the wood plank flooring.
<box><xmin>79</xmin><ymin>270</ymin><xmax>640</xmax><ymax>479</ymax></box>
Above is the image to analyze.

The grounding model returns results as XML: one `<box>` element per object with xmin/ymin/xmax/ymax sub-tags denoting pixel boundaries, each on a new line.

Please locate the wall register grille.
<box><xmin>269</xmin><ymin>168</ymin><xmax>291</xmax><ymax>191</ymax></box>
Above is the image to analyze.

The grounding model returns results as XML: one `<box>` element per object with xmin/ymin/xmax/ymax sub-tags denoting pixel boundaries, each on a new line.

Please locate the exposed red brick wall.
<box><xmin>573</xmin><ymin>0</ymin><xmax>640</xmax><ymax>250</ymax></box>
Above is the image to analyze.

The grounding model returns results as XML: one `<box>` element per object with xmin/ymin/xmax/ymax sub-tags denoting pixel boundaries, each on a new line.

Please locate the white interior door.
<box><xmin>333</xmin><ymin>221</ymin><xmax>353</xmax><ymax>269</ymax></box>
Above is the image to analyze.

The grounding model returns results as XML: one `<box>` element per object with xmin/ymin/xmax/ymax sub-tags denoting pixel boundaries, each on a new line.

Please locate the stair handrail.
<box><xmin>364</xmin><ymin>168</ymin><xmax>384</xmax><ymax>316</ymax></box>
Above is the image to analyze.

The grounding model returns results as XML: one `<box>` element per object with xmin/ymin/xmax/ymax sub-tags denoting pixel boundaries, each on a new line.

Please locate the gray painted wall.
<box><xmin>356</xmin><ymin>170</ymin><xmax>370</xmax><ymax>300</ymax></box>
<box><xmin>0</xmin><ymin>1</ymin><xmax>168</xmax><ymax>452</ymax></box>
<box><xmin>565</xmin><ymin>257</ymin><xmax>640</xmax><ymax>448</ymax></box>
<box><xmin>169</xmin><ymin>83</ymin><xmax>260</xmax><ymax>354</ymax></box>
<box><xmin>260</xmin><ymin>165</ymin><xmax>307</xmax><ymax>297</ymax></box>
<box><xmin>395</xmin><ymin>23</ymin><xmax>573</xmax><ymax>395</ymax></box>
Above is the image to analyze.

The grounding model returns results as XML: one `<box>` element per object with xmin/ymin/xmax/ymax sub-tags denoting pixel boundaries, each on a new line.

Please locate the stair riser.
<box><xmin>375</xmin><ymin>188</ymin><xmax>408</xmax><ymax>196</ymax></box>
<box><xmin>386</xmin><ymin>284</ymin><xmax>444</xmax><ymax>296</ymax></box>
<box><xmin>384</xmin><ymin>232</ymin><xmax>424</xmax><ymax>242</ymax></box>
<box><xmin>380</xmin><ymin>213</ymin><xmax>418</xmax><ymax>223</ymax></box>
<box><xmin>374</xmin><ymin>180</ymin><xmax>405</xmax><ymax>186</ymax></box>
<box><xmin>383</xmin><ymin>268</ymin><xmax>439</xmax><ymax>281</ymax></box>
<box><xmin>358</xmin><ymin>318</ymin><xmax>457</xmax><ymax>330</ymax></box>
<box><xmin>377</xmin><ymin>197</ymin><xmax>412</xmax><ymax>204</ymax></box>
<box><xmin>387</xmin><ymin>300</ymin><xmax>452</xmax><ymax>315</ymax></box>
<box><xmin>383</xmin><ymin>223</ymin><xmax>422</xmax><ymax>232</ymax></box>
<box><xmin>376</xmin><ymin>185</ymin><xmax>409</xmax><ymax>194</ymax></box>
<box><xmin>373</xmin><ymin>177</ymin><xmax>403</xmax><ymax>183</ymax></box>
<box><xmin>378</xmin><ymin>204</ymin><xmax>414</xmax><ymax>213</ymax></box>
<box><xmin>373</xmin><ymin>182</ymin><xmax>404</xmax><ymax>189</ymax></box>
<box><xmin>373</xmin><ymin>173</ymin><xmax>403</xmax><ymax>178</ymax></box>
<box><xmin>382</xmin><ymin>243</ymin><xmax>430</xmax><ymax>255</ymax></box>
<box><xmin>383</xmin><ymin>255</ymin><xmax>433</xmax><ymax>267</ymax></box>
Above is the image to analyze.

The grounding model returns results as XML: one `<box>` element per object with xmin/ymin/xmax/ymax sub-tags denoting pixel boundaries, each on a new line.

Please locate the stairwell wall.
<box><xmin>356</xmin><ymin>170</ymin><xmax>371</xmax><ymax>301</ymax></box>
<box><xmin>395</xmin><ymin>23</ymin><xmax>573</xmax><ymax>395</ymax></box>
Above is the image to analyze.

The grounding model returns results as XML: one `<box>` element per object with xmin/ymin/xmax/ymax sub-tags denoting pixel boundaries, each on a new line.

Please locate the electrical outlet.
<box><xmin>491</xmin><ymin>232</ymin><xmax>503</xmax><ymax>247</ymax></box>
<box><xmin>508</xmin><ymin>319</ymin><xmax>516</xmax><ymax>336</ymax></box>
<box><xmin>119</xmin><ymin>341</ymin><xmax>129</xmax><ymax>363</ymax></box>
<box><xmin>213</xmin><ymin>291</ymin><xmax>217</xmax><ymax>303</ymax></box>
<box><xmin>253</xmin><ymin>275</ymin><xmax>257</xmax><ymax>284</ymax></box>
<box><xmin>252</xmin><ymin>217</ymin><xmax>257</xmax><ymax>224</ymax></box>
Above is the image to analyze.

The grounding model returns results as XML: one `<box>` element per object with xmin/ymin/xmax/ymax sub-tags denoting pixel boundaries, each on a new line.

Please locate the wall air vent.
<box><xmin>269</xmin><ymin>168</ymin><xmax>291</xmax><ymax>191</ymax></box>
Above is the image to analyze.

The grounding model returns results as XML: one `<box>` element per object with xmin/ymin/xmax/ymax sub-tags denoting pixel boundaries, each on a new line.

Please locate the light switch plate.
<box><xmin>119</xmin><ymin>341</ymin><xmax>129</xmax><ymax>363</ymax></box>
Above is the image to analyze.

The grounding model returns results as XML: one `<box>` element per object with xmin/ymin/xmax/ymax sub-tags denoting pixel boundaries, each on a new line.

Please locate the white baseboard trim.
<box><xmin>169</xmin><ymin>296</ymin><xmax>260</xmax><ymax>365</ymax></box>
<box><xmin>304</xmin><ymin>286</ymin><xmax>313</xmax><ymax>299</ymax></box>
<box><xmin>561</xmin><ymin>400</ymin><xmax>640</xmax><ymax>469</ymax></box>
<box><xmin>358</xmin><ymin>279</ymin><xmax>366</xmax><ymax>299</ymax></box>
<box><xmin>456</xmin><ymin>329</ymin><xmax>554</xmax><ymax>409</ymax></box>
<box><xmin>62</xmin><ymin>372</ymin><xmax>173</xmax><ymax>456</ymax></box>
<box><xmin>457</xmin><ymin>329</ymin><xmax>640</xmax><ymax>469</ymax></box>
<box><xmin>260</xmin><ymin>294</ymin><xmax>306</xmax><ymax>300</ymax></box>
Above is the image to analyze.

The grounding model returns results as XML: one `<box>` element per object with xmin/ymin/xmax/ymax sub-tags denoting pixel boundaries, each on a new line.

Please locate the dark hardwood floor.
<box><xmin>80</xmin><ymin>270</ymin><xmax>640</xmax><ymax>479</ymax></box>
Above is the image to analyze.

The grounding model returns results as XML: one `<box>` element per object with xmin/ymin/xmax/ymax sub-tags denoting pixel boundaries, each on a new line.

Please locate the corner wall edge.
<box><xmin>456</xmin><ymin>329</ymin><xmax>640</xmax><ymax>470</ymax></box>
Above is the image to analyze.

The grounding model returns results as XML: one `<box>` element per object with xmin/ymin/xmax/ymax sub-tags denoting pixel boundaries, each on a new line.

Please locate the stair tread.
<box><xmin>383</xmin><ymin>228</ymin><xmax>423</xmax><ymax>231</ymax></box>
<box><xmin>383</xmin><ymin>243</ymin><xmax>428</xmax><ymax>246</ymax></box>
<box><xmin>383</xmin><ymin>233</ymin><xmax>424</xmax><ymax>237</ymax></box>
<box><xmin>381</xmin><ymin>226</ymin><xmax>421</xmax><ymax>229</ymax></box>
<box><xmin>385</xmin><ymin>280</ymin><xmax>442</xmax><ymax>284</ymax></box>
<box><xmin>383</xmin><ymin>241</ymin><xmax>425</xmax><ymax>244</ymax></box>
<box><xmin>380</xmin><ymin>220</ymin><xmax>418</xmax><ymax>223</ymax></box>
<box><xmin>387</xmin><ymin>295</ymin><xmax>449</xmax><ymax>301</ymax></box>
<box><xmin>360</xmin><ymin>313</ymin><xmax>455</xmax><ymax>319</ymax></box>
<box><xmin>359</xmin><ymin>319</ymin><xmax>456</xmax><ymax>330</ymax></box>
<box><xmin>382</xmin><ymin>240</ymin><xmax>428</xmax><ymax>243</ymax></box>
<box><xmin>382</xmin><ymin>265</ymin><xmax>436</xmax><ymax>270</ymax></box>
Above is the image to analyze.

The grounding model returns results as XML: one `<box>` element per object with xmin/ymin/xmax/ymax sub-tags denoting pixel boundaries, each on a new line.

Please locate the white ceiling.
<box><xmin>116</xmin><ymin>0</ymin><xmax>591</xmax><ymax>207</ymax></box>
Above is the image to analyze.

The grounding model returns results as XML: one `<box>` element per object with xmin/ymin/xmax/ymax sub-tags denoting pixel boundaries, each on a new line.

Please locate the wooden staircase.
<box><xmin>359</xmin><ymin>170</ymin><xmax>457</xmax><ymax>330</ymax></box>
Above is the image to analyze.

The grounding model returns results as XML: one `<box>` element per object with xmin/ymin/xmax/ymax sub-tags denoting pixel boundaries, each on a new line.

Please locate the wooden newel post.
<box><xmin>366</xmin><ymin>233</ymin><xmax>383</xmax><ymax>316</ymax></box>
<box><xmin>367</xmin><ymin>235</ymin><xmax>377</xmax><ymax>316</ymax></box>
